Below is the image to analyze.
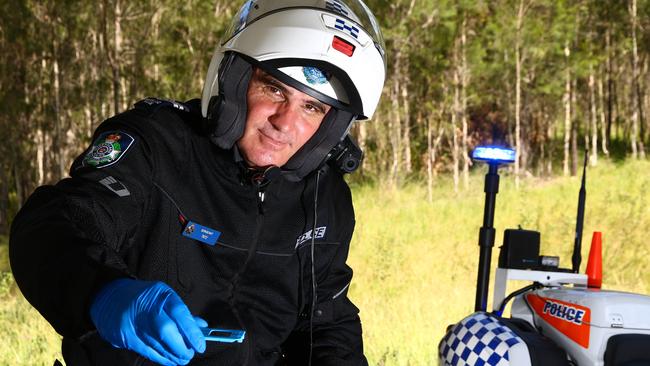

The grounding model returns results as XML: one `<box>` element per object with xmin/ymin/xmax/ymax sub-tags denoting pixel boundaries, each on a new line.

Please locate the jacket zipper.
<box><xmin>228</xmin><ymin>178</ymin><xmax>267</xmax><ymax>365</ymax></box>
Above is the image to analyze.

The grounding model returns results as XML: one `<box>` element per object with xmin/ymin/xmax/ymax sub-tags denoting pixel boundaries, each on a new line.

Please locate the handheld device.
<box><xmin>200</xmin><ymin>327</ymin><xmax>246</xmax><ymax>343</ymax></box>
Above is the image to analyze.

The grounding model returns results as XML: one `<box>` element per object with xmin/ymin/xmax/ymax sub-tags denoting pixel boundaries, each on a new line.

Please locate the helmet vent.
<box><xmin>332</xmin><ymin>36</ymin><xmax>355</xmax><ymax>57</ymax></box>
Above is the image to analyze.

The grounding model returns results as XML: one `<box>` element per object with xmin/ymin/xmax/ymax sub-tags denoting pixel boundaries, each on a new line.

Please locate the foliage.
<box><xmin>1</xmin><ymin>0</ymin><xmax>650</xmax><ymax>228</ymax></box>
<box><xmin>0</xmin><ymin>236</ymin><xmax>8</xmax><ymax>273</ymax></box>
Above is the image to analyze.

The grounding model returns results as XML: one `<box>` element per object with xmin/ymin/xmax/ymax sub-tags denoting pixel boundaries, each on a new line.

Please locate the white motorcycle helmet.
<box><xmin>201</xmin><ymin>0</ymin><xmax>386</xmax><ymax>181</ymax></box>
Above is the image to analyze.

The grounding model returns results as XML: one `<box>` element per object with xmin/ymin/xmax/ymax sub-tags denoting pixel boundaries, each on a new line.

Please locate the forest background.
<box><xmin>1</xmin><ymin>0</ymin><xmax>650</xmax><ymax>225</ymax></box>
<box><xmin>1</xmin><ymin>0</ymin><xmax>650</xmax><ymax>365</ymax></box>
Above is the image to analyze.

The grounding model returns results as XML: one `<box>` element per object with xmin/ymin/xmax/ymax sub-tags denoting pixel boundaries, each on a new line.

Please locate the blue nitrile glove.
<box><xmin>90</xmin><ymin>279</ymin><xmax>206</xmax><ymax>366</ymax></box>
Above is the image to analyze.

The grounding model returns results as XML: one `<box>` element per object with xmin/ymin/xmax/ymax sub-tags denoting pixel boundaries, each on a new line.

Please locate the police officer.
<box><xmin>9</xmin><ymin>0</ymin><xmax>386</xmax><ymax>365</ymax></box>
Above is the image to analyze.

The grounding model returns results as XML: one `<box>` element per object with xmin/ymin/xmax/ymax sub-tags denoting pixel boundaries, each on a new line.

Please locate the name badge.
<box><xmin>182</xmin><ymin>221</ymin><xmax>221</xmax><ymax>246</ymax></box>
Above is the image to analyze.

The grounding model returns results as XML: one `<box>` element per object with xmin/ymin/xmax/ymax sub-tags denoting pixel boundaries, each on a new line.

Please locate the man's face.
<box><xmin>237</xmin><ymin>68</ymin><xmax>331</xmax><ymax>168</ymax></box>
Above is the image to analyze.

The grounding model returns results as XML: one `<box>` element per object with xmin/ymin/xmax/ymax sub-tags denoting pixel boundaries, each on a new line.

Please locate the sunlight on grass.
<box><xmin>1</xmin><ymin>159</ymin><xmax>650</xmax><ymax>365</ymax></box>
<box><xmin>0</xmin><ymin>271</ymin><xmax>62</xmax><ymax>366</ymax></box>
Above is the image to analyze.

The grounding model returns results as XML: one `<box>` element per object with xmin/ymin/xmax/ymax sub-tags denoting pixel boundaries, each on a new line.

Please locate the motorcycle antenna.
<box><xmin>471</xmin><ymin>146</ymin><xmax>516</xmax><ymax>312</ymax></box>
<box><xmin>571</xmin><ymin>150</ymin><xmax>589</xmax><ymax>273</ymax></box>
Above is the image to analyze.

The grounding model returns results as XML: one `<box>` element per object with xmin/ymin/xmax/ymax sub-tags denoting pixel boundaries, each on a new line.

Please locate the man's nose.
<box><xmin>268</xmin><ymin>104</ymin><xmax>296</xmax><ymax>132</ymax></box>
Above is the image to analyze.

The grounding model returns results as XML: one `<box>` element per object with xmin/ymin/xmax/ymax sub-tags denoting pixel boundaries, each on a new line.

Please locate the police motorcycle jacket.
<box><xmin>9</xmin><ymin>98</ymin><xmax>367</xmax><ymax>366</ymax></box>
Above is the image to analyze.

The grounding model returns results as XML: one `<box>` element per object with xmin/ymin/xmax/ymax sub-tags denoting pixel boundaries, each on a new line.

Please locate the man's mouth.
<box><xmin>259</xmin><ymin>129</ymin><xmax>289</xmax><ymax>151</ymax></box>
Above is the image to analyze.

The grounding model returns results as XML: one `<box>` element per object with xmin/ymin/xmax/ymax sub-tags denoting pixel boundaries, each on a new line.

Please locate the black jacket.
<box><xmin>9</xmin><ymin>99</ymin><xmax>367</xmax><ymax>365</ymax></box>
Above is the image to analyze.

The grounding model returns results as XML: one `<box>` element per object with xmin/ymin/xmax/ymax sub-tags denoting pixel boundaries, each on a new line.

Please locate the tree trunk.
<box><xmin>460</xmin><ymin>16</ymin><xmax>470</xmax><ymax>190</ymax></box>
<box><xmin>428</xmin><ymin>123</ymin><xmax>444</xmax><ymax>203</ymax></box>
<box><xmin>401</xmin><ymin>74</ymin><xmax>412</xmax><ymax>174</ymax></box>
<box><xmin>598</xmin><ymin>72</ymin><xmax>609</xmax><ymax>156</ymax></box>
<box><xmin>14</xmin><ymin>164</ymin><xmax>23</xmax><ymax>211</ymax></box>
<box><xmin>90</xmin><ymin>27</ymin><xmax>98</xmax><ymax>127</ymax></box>
<box><xmin>605</xmin><ymin>26</ymin><xmax>613</xmax><ymax>147</ymax></box>
<box><xmin>52</xmin><ymin>39</ymin><xmax>65</xmax><ymax>181</ymax></box>
<box><xmin>637</xmin><ymin>58</ymin><xmax>650</xmax><ymax>147</ymax></box>
<box><xmin>535</xmin><ymin>110</ymin><xmax>547</xmax><ymax>177</ymax></box>
<box><xmin>452</xmin><ymin>43</ymin><xmax>460</xmax><ymax>192</ymax></box>
<box><xmin>642</xmin><ymin>55</ymin><xmax>650</xmax><ymax>148</ymax></box>
<box><xmin>514</xmin><ymin>0</ymin><xmax>525</xmax><ymax>187</ymax></box>
<box><xmin>152</xmin><ymin>8</ymin><xmax>163</xmax><ymax>84</ymax></box>
<box><xmin>546</xmin><ymin>113</ymin><xmax>553</xmax><ymax>175</ymax></box>
<box><xmin>36</xmin><ymin>127</ymin><xmax>44</xmax><ymax>185</ymax></box>
<box><xmin>389</xmin><ymin>62</ymin><xmax>402</xmax><ymax>186</ymax></box>
<box><xmin>426</xmin><ymin>113</ymin><xmax>433</xmax><ymax>202</ymax></box>
<box><xmin>571</xmin><ymin>77</ymin><xmax>578</xmax><ymax>175</ymax></box>
<box><xmin>504</xmin><ymin>50</ymin><xmax>514</xmax><ymax>149</ymax></box>
<box><xmin>36</xmin><ymin>55</ymin><xmax>46</xmax><ymax>186</ymax></box>
<box><xmin>110</xmin><ymin>0</ymin><xmax>124</xmax><ymax>115</ymax></box>
<box><xmin>563</xmin><ymin>41</ymin><xmax>571</xmax><ymax>176</ymax></box>
<box><xmin>371</xmin><ymin>108</ymin><xmax>389</xmax><ymax>176</ymax></box>
<box><xmin>0</xmin><ymin>166</ymin><xmax>7</xmax><ymax>235</ymax></box>
<box><xmin>629</xmin><ymin>0</ymin><xmax>643</xmax><ymax>158</ymax></box>
<box><xmin>589</xmin><ymin>69</ymin><xmax>598</xmax><ymax>166</ymax></box>
<box><xmin>614</xmin><ymin>53</ymin><xmax>622</xmax><ymax>139</ymax></box>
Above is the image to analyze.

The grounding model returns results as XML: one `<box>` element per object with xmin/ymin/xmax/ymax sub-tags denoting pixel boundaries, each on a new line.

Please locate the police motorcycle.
<box><xmin>438</xmin><ymin>147</ymin><xmax>650</xmax><ymax>366</ymax></box>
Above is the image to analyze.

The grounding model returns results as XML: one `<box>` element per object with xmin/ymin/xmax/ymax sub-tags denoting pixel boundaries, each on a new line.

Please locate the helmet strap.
<box><xmin>281</xmin><ymin>109</ymin><xmax>356</xmax><ymax>182</ymax></box>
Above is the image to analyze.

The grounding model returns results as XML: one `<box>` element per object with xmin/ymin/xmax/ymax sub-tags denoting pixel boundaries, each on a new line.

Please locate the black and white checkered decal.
<box><xmin>334</xmin><ymin>18</ymin><xmax>359</xmax><ymax>39</ymax></box>
<box><xmin>325</xmin><ymin>0</ymin><xmax>348</xmax><ymax>16</ymax></box>
<box><xmin>439</xmin><ymin>312</ymin><xmax>530</xmax><ymax>366</ymax></box>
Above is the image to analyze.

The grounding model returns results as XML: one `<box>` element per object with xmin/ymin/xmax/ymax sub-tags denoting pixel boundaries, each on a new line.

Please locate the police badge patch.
<box><xmin>83</xmin><ymin>131</ymin><xmax>134</xmax><ymax>168</ymax></box>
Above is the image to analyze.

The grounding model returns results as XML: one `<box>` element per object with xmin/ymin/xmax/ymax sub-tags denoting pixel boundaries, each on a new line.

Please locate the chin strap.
<box><xmin>280</xmin><ymin>109</ymin><xmax>356</xmax><ymax>182</ymax></box>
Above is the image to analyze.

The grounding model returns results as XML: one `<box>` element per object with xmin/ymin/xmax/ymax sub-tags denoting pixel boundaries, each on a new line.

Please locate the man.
<box><xmin>9</xmin><ymin>0</ymin><xmax>386</xmax><ymax>365</ymax></box>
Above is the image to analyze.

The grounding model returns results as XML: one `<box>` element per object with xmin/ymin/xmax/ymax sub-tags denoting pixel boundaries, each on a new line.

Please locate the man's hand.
<box><xmin>90</xmin><ymin>279</ymin><xmax>206</xmax><ymax>366</ymax></box>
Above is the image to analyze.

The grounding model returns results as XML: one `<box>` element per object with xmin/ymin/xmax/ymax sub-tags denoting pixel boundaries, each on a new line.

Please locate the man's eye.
<box><xmin>263</xmin><ymin>85</ymin><xmax>283</xmax><ymax>97</ymax></box>
<box><xmin>305</xmin><ymin>104</ymin><xmax>324</xmax><ymax>114</ymax></box>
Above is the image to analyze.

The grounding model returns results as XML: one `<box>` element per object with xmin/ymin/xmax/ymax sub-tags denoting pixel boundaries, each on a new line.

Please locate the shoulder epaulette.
<box><xmin>134</xmin><ymin>97</ymin><xmax>191</xmax><ymax>115</ymax></box>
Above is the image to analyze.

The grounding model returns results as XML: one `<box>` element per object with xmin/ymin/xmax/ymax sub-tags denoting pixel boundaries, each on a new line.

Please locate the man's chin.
<box><xmin>244</xmin><ymin>153</ymin><xmax>289</xmax><ymax>169</ymax></box>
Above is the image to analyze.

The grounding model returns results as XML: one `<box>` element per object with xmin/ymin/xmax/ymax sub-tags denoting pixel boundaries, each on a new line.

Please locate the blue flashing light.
<box><xmin>472</xmin><ymin>146</ymin><xmax>516</xmax><ymax>164</ymax></box>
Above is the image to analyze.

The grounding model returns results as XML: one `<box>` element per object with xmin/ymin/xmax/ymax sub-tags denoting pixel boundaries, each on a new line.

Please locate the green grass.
<box><xmin>0</xmin><ymin>272</ymin><xmax>63</xmax><ymax>366</ymax></box>
<box><xmin>2</xmin><ymin>159</ymin><xmax>650</xmax><ymax>365</ymax></box>
<box><xmin>1</xmin><ymin>233</ymin><xmax>63</xmax><ymax>365</ymax></box>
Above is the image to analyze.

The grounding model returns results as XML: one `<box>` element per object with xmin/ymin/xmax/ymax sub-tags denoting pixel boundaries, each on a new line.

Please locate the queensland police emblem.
<box><xmin>302</xmin><ymin>67</ymin><xmax>330</xmax><ymax>85</ymax></box>
<box><xmin>83</xmin><ymin>131</ymin><xmax>134</xmax><ymax>168</ymax></box>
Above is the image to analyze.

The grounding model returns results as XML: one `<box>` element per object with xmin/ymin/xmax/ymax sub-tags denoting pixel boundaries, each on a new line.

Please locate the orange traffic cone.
<box><xmin>585</xmin><ymin>231</ymin><xmax>603</xmax><ymax>288</ymax></box>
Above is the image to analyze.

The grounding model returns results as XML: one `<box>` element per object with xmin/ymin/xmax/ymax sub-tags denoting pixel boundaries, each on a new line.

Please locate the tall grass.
<box><xmin>1</xmin><ymin>159</ymin><xmax>650</xmax><ymax>365</ymax></box>
<box><xmin>0</xmin><ymin>238</ymin><xmax>63</xmax><ymax>366</ymax></box>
